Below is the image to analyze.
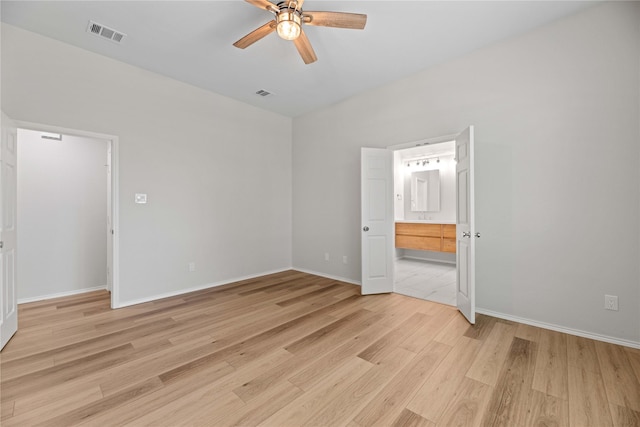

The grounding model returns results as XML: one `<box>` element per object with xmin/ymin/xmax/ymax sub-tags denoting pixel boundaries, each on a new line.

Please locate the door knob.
<box><xmin>363</xmin><ymin>226</ymin><xmax>370</xmax><ymax>232</ymax></box>
<box><xmin>462</xmin><ymin>232</ymin><xmax>471</xmax><ymax>238</ymax></box>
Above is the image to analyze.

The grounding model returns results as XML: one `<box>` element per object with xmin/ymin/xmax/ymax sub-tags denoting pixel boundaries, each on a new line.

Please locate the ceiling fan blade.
<box><xmin>233</xmin><ymin>20</ymin><xmax>276</xmax><ymax>49</ymax></box>
<box><xmin>303</xmin><ymin>11</ymin><xmax>367</xmax><ymax>29</ymax></box>
<box><xmin>293</xmin><ymin>29</ymin><xmax>317</xmax><ymax>64</ymax></box>
<box><xmin>245</xmin><ymin>0</ymin><xmax>279</xmax><ymax>13</ymax></box>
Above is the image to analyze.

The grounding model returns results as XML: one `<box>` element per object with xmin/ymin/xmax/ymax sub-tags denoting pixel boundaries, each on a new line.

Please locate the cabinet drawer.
<box><xmin>443</xmin><ymin>224</ymin><xmax>456</xmax><ymax>239</ymax></box>
<box><xmin>442</xmin><ymin>238</ymin><xmax>456</xmax><ymax>253</ymax></box>
<box><xmin>396</xmin><ymin>223</ymin><xmax>441</xmax><ymax>237</ymax></box>
<box><xmin>396</xmin><ymin>235</ymin><xmax>441</xmax><ymax>251</ymax></box>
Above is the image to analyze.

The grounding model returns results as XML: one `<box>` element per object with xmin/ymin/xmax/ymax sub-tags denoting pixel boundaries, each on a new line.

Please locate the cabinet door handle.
<box><xmin>475</xmin><ymin>232</ymin><xmax>481</xmax><ymax>238</ymax></box>
<box><xmin>462</xmin><ymin>232</ymin><xmax>471</xmax><ymax>238</ymax></box>
<box><xmin>363</xmin><ymin>226</ymin><xmax>370</xmax><ymax>232</ymax></box>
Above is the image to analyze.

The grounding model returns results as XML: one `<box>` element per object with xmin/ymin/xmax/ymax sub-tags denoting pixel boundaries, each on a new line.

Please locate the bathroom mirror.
<box><xmin>410</xmin><ymin>170</ymin><xmax>440</xmax><ymax>212</ymax></box>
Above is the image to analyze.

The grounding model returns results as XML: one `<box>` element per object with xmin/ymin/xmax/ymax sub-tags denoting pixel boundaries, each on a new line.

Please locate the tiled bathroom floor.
<box><xmin>394</xmin><ymin>258</ymin><xmax>456</xmax><ymax>306</ymax></box>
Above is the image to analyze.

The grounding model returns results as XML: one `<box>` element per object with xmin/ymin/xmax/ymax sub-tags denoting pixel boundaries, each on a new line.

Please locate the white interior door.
<box><xmin>361</xmin><ymin>147</ymin><xmax>394</xmax><ymax>295</ymax></box>
<box><xmin>456</xmin><ymin>126</ymin><xmax>475</xmax><ymax>323</ymax></box>
<box><xmin>1</xmin><ymin>112</ymin><xmax>18</xmax><ymax>350</ymax></box>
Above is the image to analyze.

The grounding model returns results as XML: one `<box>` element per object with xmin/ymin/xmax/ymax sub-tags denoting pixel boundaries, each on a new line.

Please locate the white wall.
<box><xmin>2</xmin><ymin>23</ymin><xmax>293</xmax><ymax>306</ymax></box>
<box><xmin>292</xmin><ymin>2</ymin><xmax>640</xmax><ymax>345</ymax></box>
<box><xmin>17</xmin><ymin>129</ymin><xmax>108</xmax><ymax>301</ymax></box>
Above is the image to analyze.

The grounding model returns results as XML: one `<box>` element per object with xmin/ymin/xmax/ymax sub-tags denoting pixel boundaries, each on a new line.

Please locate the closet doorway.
<box><xmin>15</xmin><ymin>122</ymin><xmax>119</xmax><ymax>309</ymax></box>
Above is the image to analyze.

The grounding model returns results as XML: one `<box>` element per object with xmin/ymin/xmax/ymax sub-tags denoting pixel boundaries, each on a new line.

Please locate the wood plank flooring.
<box><xmin>1</xmin><ymin>270</ymin><xmax>639</xmax><ymax>426</ymax></box>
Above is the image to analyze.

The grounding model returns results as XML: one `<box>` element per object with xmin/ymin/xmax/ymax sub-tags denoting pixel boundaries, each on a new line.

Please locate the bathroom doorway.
<box><xmin>392</xmin><ymin>139</ymin><xmax>457</xmax><ymax>306</ymax></box>
<box><xmin>363</xmin><ymin>126</ymin><xmax>475</xmax><ymax>321</ymax></box>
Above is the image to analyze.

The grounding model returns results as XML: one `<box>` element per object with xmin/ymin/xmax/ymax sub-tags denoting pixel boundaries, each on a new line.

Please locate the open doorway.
<box><xmin>15</xmin><ymin>123</ymin><xmax>119</xmax><ymax>309</ymax></box>
<box><xmin>392</xmin><ymin>140</ymin><xmax>457</xmax><ymax>306</ymax></box>
<box><xmin>361</xmin><ymin>126</ymin><xmax>475</xmax><ymax>322</ymax></box>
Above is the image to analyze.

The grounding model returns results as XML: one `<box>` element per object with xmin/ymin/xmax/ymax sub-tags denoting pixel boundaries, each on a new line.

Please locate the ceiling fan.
<box><xmin>233</xmin><ymin>0</ymin><xmax>367</xmax><ymax>64</ymax></box>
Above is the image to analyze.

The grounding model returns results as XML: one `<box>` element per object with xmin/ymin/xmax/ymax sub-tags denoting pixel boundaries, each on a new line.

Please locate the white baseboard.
<box><xmin>24</xmin><ymin>272</ymin><xmax>636</xmax><ymax>350</ymax></box>
<box><xmin>18</xmin><ymin>286</ymin><xmax>107</xmax><ymax>304</ymax></box>
<box><xmin>291</xmin><ymin>267</ymin><xmax>361</xmax><ymax>286</ymax></box>
<box><xmin>476</xmin><ymin>308</ymin><xmax>640</xmax><ymax>349</ymax></box>
<box><xmin>114</xmin><ymin>268</ymin><xmax>293</xmax><ymax>308</ymax></box>
<box><xmin>278</xmin><ymin>270</ymin><xmax>640</xmax><ymax>349</ymax></box>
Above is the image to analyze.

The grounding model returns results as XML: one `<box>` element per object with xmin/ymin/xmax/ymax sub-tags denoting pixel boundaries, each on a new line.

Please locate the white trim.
<box><xmin>387</xmin><ymin>134</ymin><xmax>458</xmax><ymax>151</ymax></box>
<box><xmin>14</xmin><ymin>120</ymin><xmax>117</xmax><ymax>142</ymax></box>
<box><xmin>111</xmin><ymin>137</ymin><xmax>120</xmax><ymax>308</ymax></box>
<box><xmin>14</xmin><ymin>120</ymin><xmax>120</xmax><ymax>311</ymax></box>
<box><xmin>292</xmin><ymin>268</ymin><xmax>361</xmax><ymax>286</ymax></box>
<box><xmin>476</xmin><ymin>307</ymin><xmax>640</xmax><ymax>350</ymax></box>
<box><xmin>113</xmin><ymin>268</ymin><xmax>293</xmax><ymax>308</ymax></box>
<box><xmin>18</xmin><ymin>286</ymin><xmax>107</xmax><ymax>304</ymax></box>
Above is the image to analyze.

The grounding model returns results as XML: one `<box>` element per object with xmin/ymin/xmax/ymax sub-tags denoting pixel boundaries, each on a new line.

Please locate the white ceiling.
<box><xmin>1</xmin><ymin>1</ymin><xmax>597</xmax><ymax>117</ymax></box>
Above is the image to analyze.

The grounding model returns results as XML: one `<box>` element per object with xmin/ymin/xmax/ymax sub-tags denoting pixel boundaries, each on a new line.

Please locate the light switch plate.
<box><xmin>135</xmin><ymin>193</ymin><xmax>147</xmax><ymax>204</ymax></box>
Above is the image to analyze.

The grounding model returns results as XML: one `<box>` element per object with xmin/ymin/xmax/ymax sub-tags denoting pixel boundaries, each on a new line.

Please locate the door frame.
<box><xmin>15</xmin><ymin>120</ymin><xmax>120</xmax><ymax>309</ymax></box>
<box><xmin>387</xmin><ymin>133</ymin><xmax>459</xmax><ymax>152</ymax></box>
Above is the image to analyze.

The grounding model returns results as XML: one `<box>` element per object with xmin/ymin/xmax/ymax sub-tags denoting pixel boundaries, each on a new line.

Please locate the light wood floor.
<box><xmin>1</xmin><ymin>271</ymin><xmax>639</xmax><ymax>426</ymax></box>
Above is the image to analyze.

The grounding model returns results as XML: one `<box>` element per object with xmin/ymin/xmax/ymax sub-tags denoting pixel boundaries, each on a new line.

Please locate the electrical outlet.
<box><xmin>188</xmin><ymin>262</ymin><xmax>196</xmax><ymax>272</ymax></box>
<box><xmin>324</xmin><ymin>253</ymin><xmax>330</xmax><ymax>262</ymax></box>
<box><xmin>343</xmin><ymin>255</ymin><xmax>348</xmax><ymax>264</ymax></box>
<box><xmin>604</xmin><ymin>295</ymin><xmax>618</xmax><ymax>311</ymax></box>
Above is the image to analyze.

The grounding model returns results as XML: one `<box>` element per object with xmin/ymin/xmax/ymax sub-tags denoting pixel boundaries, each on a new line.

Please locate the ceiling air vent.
<box><xmin>87</xmin><ymin>21</ymin><xmax>126</xmax><ymax>44</ymax></box>
<box><xmin>40</xmin><ymin>132</ymin><xmax>62</xmax><ymax>141</ymax></box>
<box><xmin>255</xmin><ymin>90</ymin><xmax>272</xmax><ymax>97</ymax></box>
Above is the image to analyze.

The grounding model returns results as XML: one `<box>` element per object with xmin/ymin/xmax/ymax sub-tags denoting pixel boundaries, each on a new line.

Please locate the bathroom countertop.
<box><xmin>395</xmin><ymin>220</ymin><xmax>456</xmax><ymax>225</ymax></box>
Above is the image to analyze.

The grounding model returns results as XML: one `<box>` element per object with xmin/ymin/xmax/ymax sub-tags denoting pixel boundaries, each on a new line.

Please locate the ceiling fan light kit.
<box><xmin>276</xmin><ymin>10</ymin><xmax>301</xmax><ymax>40</ymax></box>
<box><xmin>233</xmin><ymin>0</ymin><xmax>367</xmax><ymax>64</ymax></box>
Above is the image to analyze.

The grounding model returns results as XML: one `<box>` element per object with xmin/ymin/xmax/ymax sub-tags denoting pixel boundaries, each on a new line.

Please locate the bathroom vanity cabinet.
<box><xmin>395</xmin><ymin>222</ymin><xmax>456</xmax><ymax>253</ymax></box>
